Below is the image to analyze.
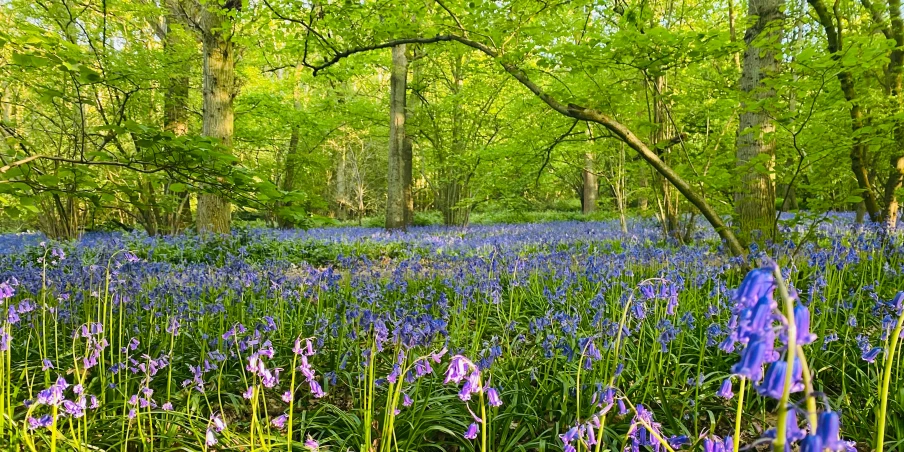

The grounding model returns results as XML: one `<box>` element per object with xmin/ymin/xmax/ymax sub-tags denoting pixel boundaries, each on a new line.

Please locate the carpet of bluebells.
<box><xmin>0</xmin><ymin>216</ymin><xmax>903</xmax><ymax>452</ymax></box>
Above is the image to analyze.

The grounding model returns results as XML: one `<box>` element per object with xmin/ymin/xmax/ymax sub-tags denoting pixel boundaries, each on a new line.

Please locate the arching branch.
<box><xmin>273</xmin><ymin>30</ymin><xmax>746</xmax><ymax>256</ymax></box>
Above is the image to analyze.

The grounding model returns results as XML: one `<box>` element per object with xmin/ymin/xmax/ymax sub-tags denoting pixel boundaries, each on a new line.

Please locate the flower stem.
<box><xmin>796</xmin><ymin>345</ymin><xmax>817</xmax><ymax>429</ymax></box>
<box><xmin>772</xmin><ymin>266</ymin><xmax>797</xmax><ymax>452</ymax></box>
<box><xmin>876</xmin><ymin>309</ymin><xmax>904</xmax><ymax>452</ymax></box>
<box><xmin>733</xmin><ymin>377</ymin><xmax>746</xmax><ymax>452</ymax></box>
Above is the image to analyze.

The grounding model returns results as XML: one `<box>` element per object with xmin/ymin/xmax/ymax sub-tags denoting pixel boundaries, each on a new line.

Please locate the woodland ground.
<box><xmin>0</xmin><ymin>216</ymin><xmax>900</xmax><ymax>451</ymax></box>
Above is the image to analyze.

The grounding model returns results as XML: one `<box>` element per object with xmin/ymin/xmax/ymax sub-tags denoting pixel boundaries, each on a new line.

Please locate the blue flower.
<box><xmin>862</xmin><ymin>346</ymin><xmax>882</xmax><ymax>363</ymax></box>
<box><xmin>799</xmin><ymin>435</ymin><xmax>822</xmax><ymax>452</ymax></box>
<box><xmin>716</xmin><ymin>378</ymin><xmax>734</xmax><ymax>399</ymax></box>
<box><xmin>756</xmin><ymin>359</ymin><xmax>803</xmax><ymax>399</ymax></box>
<box><xmin>816</xmin><ymin>412</ymin><xmax>845</xmax><ymax>451</ymax></box>
<box><xmin>732</xmin><ymin>336</ymin><xmax>767</xmax><ymax>381</ymax></box>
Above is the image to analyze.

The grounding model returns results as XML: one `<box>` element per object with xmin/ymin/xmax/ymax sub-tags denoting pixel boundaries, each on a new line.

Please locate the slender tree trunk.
<box><xmin>386</xmin><ymin>44</ymin><xmax>409</xmax><ymax>230</ymax></box>
<box><xmin>882</xmin><ymin>0</ymin><xmax>904</xmax><ymax>231</ymax></box>
<box><xmin>163</xmin><ymin>16</ymin><xmax>190</xmax><ymax>234</ymax></box>
<box><xmin>581</xmin><ymin>127</ymin><xmax>598</xmax><ymax>215</ymax></box>
<box><xmin>439</xmin><ymin>52</ymin><xmax>470</xmax><ymax>226</ymax></box>
<box><xmin>652</xmin><ymin>75</ymin><xmax>681</xmax><ymax>240</ymax></box>
<box><xmin>735</xmin><ymin>0</ymin><xmax>781</xmax><ymax>243</ymax></box>
<box><xmin>194</xmin><ymin>2</ymin><xmax>236</xmax><ymax>234</ymax></box>
<box><xmin>279</xmin><ymin>66</ymin><xmax>303</xmax><ymax>227</ymax></box>
<box><xmin>582</xmin><ymin>151</ymin><xmax>597</xmax><ymax>214</ymax></box>
<box><xmin>808</xmin><ymin>0</ymin><xmax>881</xmax><ymax>222</ymax></box>
<box><xmin>403</xmin><ymin>137</ymin><xmax>414</xmax><ymax>225</ymax></box>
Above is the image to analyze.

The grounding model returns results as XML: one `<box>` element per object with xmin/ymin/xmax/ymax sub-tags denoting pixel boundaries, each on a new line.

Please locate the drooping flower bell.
<box><xmin>732</xmin><ymin>336</ymin><xmax>767</xmax><ymax>382</ymax></box>
<box><xmin>464</xmin><ymin>422</ymin><xmax>479</xmax><ymax>440</ymax></box>
<box><xmin>816</xmin><ymin>411</ymin><xmax>845</xmax><ymax>451</ymax></box>
<box><xmin>486</xmin><ymin>387</ymin><xmax>502</xmax><ymax>407</ymax></box>
<box><xmin>799</xmin><ymin>435</ymin><xmax>822</xmax><ymax>452</ymax></box>
<box><xmin>716</xmin><ymin>378</ymin><xmax>734</xmax><ymax>399</ymax></box>
<box><xmin>756</xmin><ymin>359</ymin><xmax>803</xmax><ymax>400</ymax></box>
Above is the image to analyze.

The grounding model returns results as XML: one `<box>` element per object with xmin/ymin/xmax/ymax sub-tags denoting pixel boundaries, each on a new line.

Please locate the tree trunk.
<box><xmin>163</xmin><ymin>16</ymin><xmax>191</xmax><ymax>235</ymax></box>
<box><xmin>808</xmin><ymin>0</ymin><xmax>881</xmax><ymax>222</ymax></box>
<box><xmin>651</xmin><ymin>75</ymin><xmax>681</xmax><ymax>240</ymax></box>
<box><xmin>728</xmin><ymin>0</ymin><xmax>741</xmax><ymax>70</ymax></box>
<box><xmin>386</xmin><ymin>44</ymin><xmax>409</xmax><ymax>230</ymax></box>
<box><xmin>278</xmin><ymin>33</ymin><xmax>748</xmax><ymax>257</ymax></box>
<box><xmin>279</xmin><ymin>66</ymin><xmax>303</xmax><ymax>228</ymax></box>
<box><xmin>195</xmin><ymin>2</ymin><xmax>236</xmax><ymax>235</ymax></box>
<box><xmin>582</xmin><ymin>151</ymin><xmax>597</xmax><ymax>214</ymax></box>
<box><xmin>882</xmin><ymin>0</ymin><xmax>904</xmax><ymax>231</ymax></box>
<box><xmin>403</xmin><ymin>137</ymin><xmax>414</xmax><ymax>225</ymax></box>
<box><xmin>734</xmin><ymin>0</ymin><xmax>781</xmax><ymax>243</ymax></box>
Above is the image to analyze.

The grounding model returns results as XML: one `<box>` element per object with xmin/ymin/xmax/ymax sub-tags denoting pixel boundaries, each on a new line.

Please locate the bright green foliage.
<box><xmin>2</xmin><ymin>0</ymin><xmax>904</xmax><ymax>236</ymax></box>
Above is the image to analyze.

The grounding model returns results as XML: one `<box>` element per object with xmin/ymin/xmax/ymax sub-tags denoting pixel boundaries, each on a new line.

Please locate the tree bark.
<box><xmin>279</xmin><ymin>65</ymin><xmax>303</xmax><ymax>227</ymax></box>
<box><xmin>735</xmin><ymin>0</ymin><xmax>781</xmax><ymax>243</ymax></box>
<box><xmin>582</xmin><ymin>151</ymin><xmax>597</xmax><ymax>214</ymax></box>
<box><xmin>386</xmin><ymin>44</ymin><xmax>409</xmax><ymax>230</ymax></box>
<box><xmin>162</xmin><ymin>16</ymin><xmax>191</xmax><ymax>235</ymax></box>
<box><xmin>652</xmin><ymin>75</ymin><xmax>681</xmax><ymax>240</ymax></box>
<box><xmin>728</xmin><ymin>0</ymin><xmax>741</xmax><ymax>70</ymax></box>
<box><xmin>191</xmin><ymin>0</ymin><xmax>238</xmax><ymax>235</ymax></box>
<box><xmin>403</xmin><ymin>137</ymin><xmax>414</xmax><ymax>225</ymax></box>
<box><xmin>882</xmin><ymin>0</ymin><xmax>904</xmax><ymax>231</ymax></box>
<box><xmin>808</xmin><ymin>0</ymin><xmax>881</xmax><ymax>222</ymax></box>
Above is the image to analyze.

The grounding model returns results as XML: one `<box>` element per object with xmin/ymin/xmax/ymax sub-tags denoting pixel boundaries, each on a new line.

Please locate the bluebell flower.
<box><xmin>27</xmin><ymin>414</ymin><xmax>53</xmax><ymax>430</ymax></box>
<box><xmin>799</xmin><ymin>435</ymin><xmax>822</xmax><ymax>452</ymax></box>
<box><xmin>486</xmin><ymin>387</ymin><xmax>502</xmax><ymax>407</ymax></box>
<box><xmin>816</xmin><ymin>411</ymin><xmax>845</xmax><ymax>451</ymax></box>
<box><xmin>793</xmin><ymin>304</ymin><xmax>817</xmax><ymax>345</ymax></box>
<box><xmin>464</xmin><ymin>423</ymin><xmax>479</xmax><ymax>440</ymax></box>
<box><xmin>732</xmin><ymin>337</ymin><xmax>767</xmax><ymax>382</ymax></box>
<box><xmin>756</xmin><ymin>359</ymin><xmax>803</xmax><ymax>399</ymax></box>
<box><xmin>862</xmin><ymin>346</ymin><xmax>882</xmax><ymax>363</ymax></box>
<box><xmin>271</xmin><ymin>414</ymin><xmax>288</xmax><ymax>429</ymax></box>
<box><xmin>717</xmin><ymin>378</ymin><xmax>734</xmax><ymax>399</ymax></box>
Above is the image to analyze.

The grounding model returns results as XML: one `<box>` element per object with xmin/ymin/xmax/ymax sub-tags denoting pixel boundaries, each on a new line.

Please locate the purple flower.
<box><xmin>464</xmin><ymin>422</ymin><xmax>479</xmax><ymax>440</ymax></box>
<box><xmin>716</xmin><ymin>378</ymin><xmax>734</xmax><ymax>399</ymax></box>
<box><xmin>271</xmin><ymin>414</ymin><xmax>288</xmax><ymax>429</ymax></box>
<box><xmin>402</xmin><ymin>393</ymin><xmax>412</xmax><ymax>407</ymax></box>
<box><xmin>444</xmin><ymin>355</ymin><xmax>472</xmax><ymax>384</ymax></box>
<box><xmin>669</xmin><ymin>435</ymin><xmax>690</xmax><ymax>449</ymax></box>
<box><xmin>560</xmin><ymin>426</ymin><xmax>580</xmax><ymax>444</ymax></box>
<box><xmin>42</xmin><ymin>359</ymin><xmax>53</xmax><ymax>371</ymax></box>
<box><xmin>243</xmin><ymin>386</ymin><xmax>254</xmax><ymax>400</ymax></box>
<box><xmin>736</xmin><ymin>268</ymin><xmax>775</xmax><ymax>308</ymax></box>
<box><xmin>486</xmin><ymin>387</ymin><xmax>502</xmax><ymax>407</ymax></box>
<box><xmin>617</xmin><ymin>399</ymin><xmax>628</xmax><ymax>415</ymax></box>
<box><xmin>309</xmin><ymin>379</ymin><xmax>325</xmax><ymax>398</ymax></box>
<box><xmin>0</xmin><ymin>328</ymin><xmax>11</xmax><ymax>351</ymax></box>
<box><xmin>62</xmin><ymin>399</ymin><xmax>85</xmax><ymax>418</ymax></box>
<box><xmin>211</xmin><ymin>413</ymin><xmax>227</xmax><ymax>432</ymax></box>
<box><xmin>282</xmin><ymin>391</ymin><xmax>293</xmax><ymax>403</ymax></box>
<box><xmin>702</xmin><ymin>436</ymin><xmax>732</xmax><ymax>452</ymax></box>
<box><xmin>205</xmin><ymin>428</ymin><xmax>217</xmax><ymax>446</ymax></box>
<box><xmin>304</xmin><ymin>436</ymin><xmax>319</xmax><ymax>451</ymax></box>
<box><xmin>793</xmin><ymin>304</ymin><xmax>817</xmax><ymax>345</ymax></box>
<box><xmin>862</xmin><ymin>346</ymin><xmax>882</xmax><ymax>363</ymax></box>
<box><xmin>27</xmin><ymin>414</ymin><xmax>53</xmax><ymax>430</ymax></box>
